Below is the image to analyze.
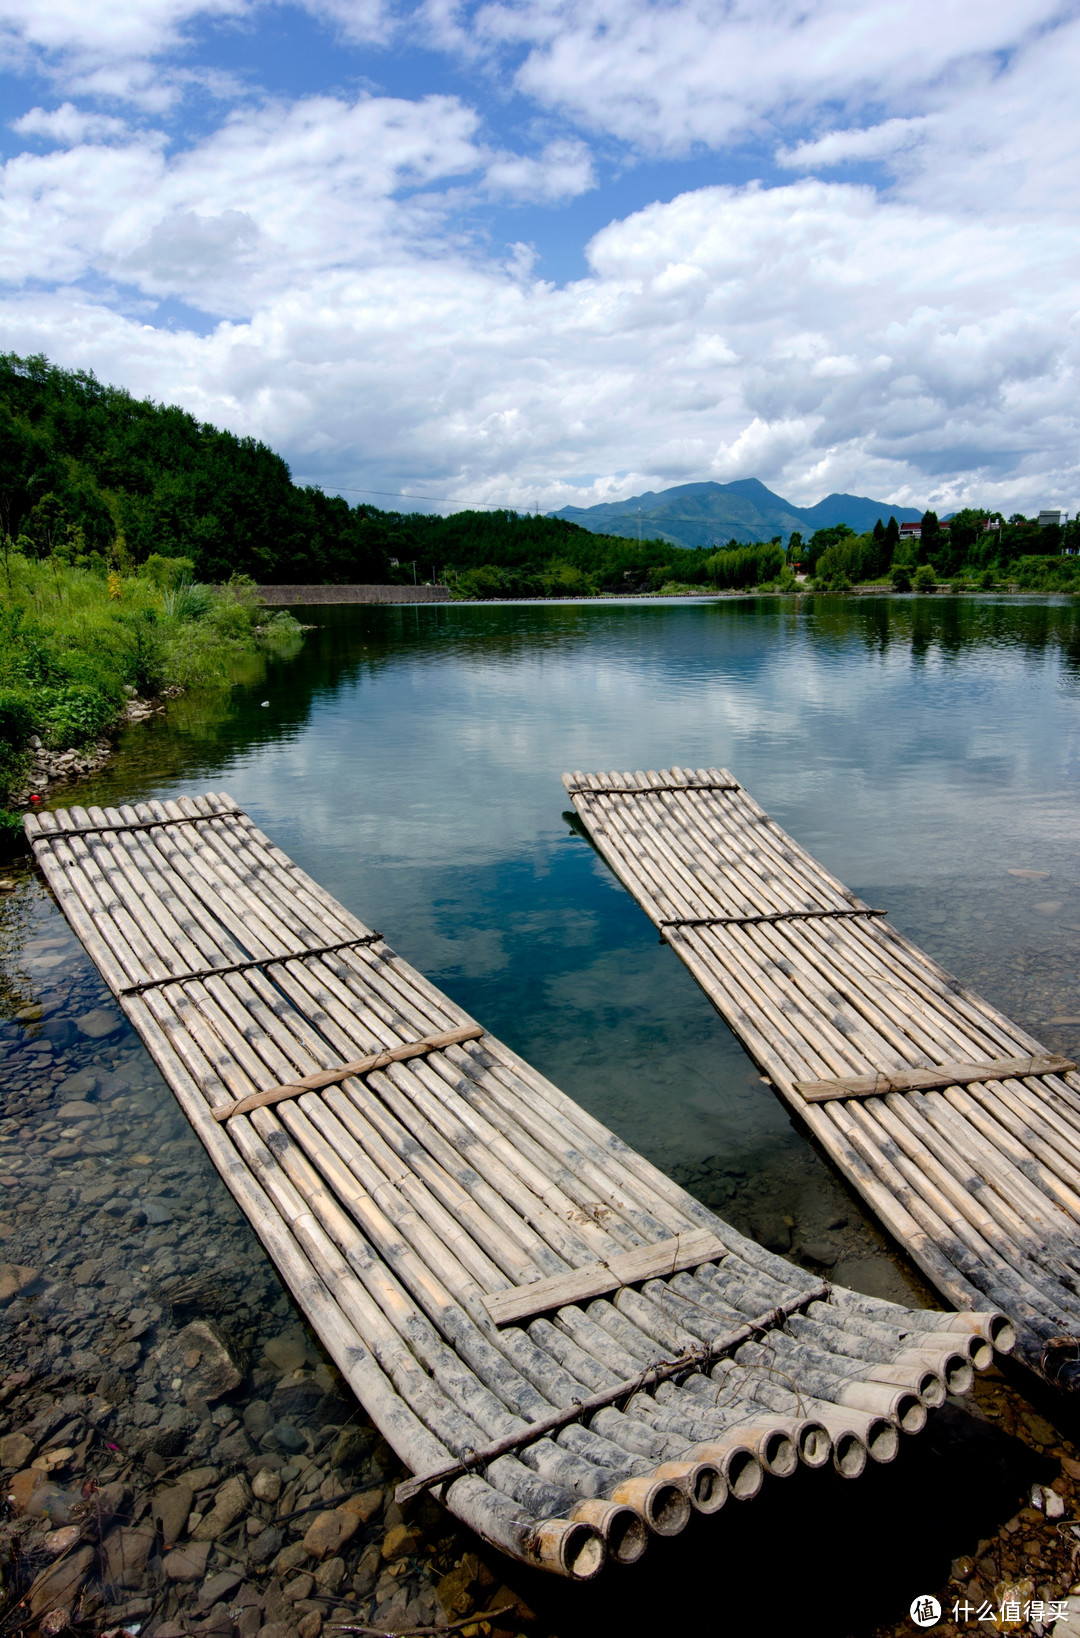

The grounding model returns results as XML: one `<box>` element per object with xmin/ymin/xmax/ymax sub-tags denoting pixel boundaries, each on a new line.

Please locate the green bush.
<box><xmin>143</xmin><ymin>554</ymin><xmax>196</xmax><ymax>589</ymax></box>
<box><xmin>162</xmin><ymin>580</ymin><xmax>213</xmax><ymax>621</ymax></box>
<box><xmin>0</xmin><ymin>687</ymin><xmax>34</xmax><ymax>749</ymax></box>
<box><xmin>0</xmin><ymin>555</ymin><xmax>307</xmax><ymax>813</ymax></box>
<box><xmin>1011</xmin><ymin>555</ymin><xmax>1080</xmax><ymax>592</ymax></box>
<box><xmin>890</xmin><ymin>565</ymin><xmax>912</xmax><ymax>591</ymax></box>
<box><xmin>40</xmin><ymin>684</ymin><xmax>115</xmax><ymax>747</ymax></box>
<box><xmin>913</xmin><ymin>565</ymin><xmax>936</xmax><ymax>592</ymax></box>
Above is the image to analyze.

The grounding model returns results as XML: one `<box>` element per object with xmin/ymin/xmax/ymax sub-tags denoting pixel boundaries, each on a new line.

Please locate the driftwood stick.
<box><xmin>212</xmin><ymin>1024</ymin><xmax>485</xmax><ymax>1120</ymax></box>
<box><xmin>395</xmin><ymin>1282</ymin><xmax>830</xmax><ymax>1505</ymax></box>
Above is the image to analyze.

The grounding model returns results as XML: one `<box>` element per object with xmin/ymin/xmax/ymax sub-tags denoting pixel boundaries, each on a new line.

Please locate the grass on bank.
<box><xmin>0</xmin><ymin>553</ymin><xmax>303</xmax><ymax>819</ymax></box>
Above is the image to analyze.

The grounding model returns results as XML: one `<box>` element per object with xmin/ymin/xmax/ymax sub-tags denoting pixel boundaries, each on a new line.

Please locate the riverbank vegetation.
<box><xmin>0</xmin><ymin>552</ymin><xmax>302</xmax><ymax>818</ymax></box>
<box><xmin>4</xmin><ymin>353</ymin><xmax>1078</xmax><ymax>604</ymax></box>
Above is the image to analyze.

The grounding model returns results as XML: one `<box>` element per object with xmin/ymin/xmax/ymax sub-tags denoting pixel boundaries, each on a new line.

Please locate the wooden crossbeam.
<box><xmin>118</xmin><ymin>933</ymin><xmax>385</xmax><ymax>996</ymax></box>
<box><xmin>34</xmin><ymin>809</ymin><xmax>242</xmax><ymax>841</ymax></box>
<box><xmin>397</xmin><ymin>1281</ymin><xmax>830</xmax><ymax>1505</ymax></box>
<box><xmin>794</xmin><ymin>1053</ymin><xmax>1076</xmax><ymax>1103</ymax></box>
<box><xmin>661</xmin><ymin>907</ymin><xmax>885</xmax><ymax>930</ymax></box>
<box><xmin>566</xmin><ymin>783</ymin><xmax>739</xmax><ymax>796</ymax></box>
<box><xmin>483</xmin><ymin>1228</ymin><xmax>728</xmax><ymax>1327</ymax></box>
<box><xmin>213</xmin><ymin>1023</ymin><xmax>485</xmax><ymax>1121</ymax></box>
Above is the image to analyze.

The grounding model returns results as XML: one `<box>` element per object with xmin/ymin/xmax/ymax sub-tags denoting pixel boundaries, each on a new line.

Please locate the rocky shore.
<box><xmin>7</xmin><ymin>692</ymin><xmax>183</xmax><ymax>814</ymax></box>
<box><xmin>0</xmin><ymin>869</ymin><xmax>534</xmax><ymax>1638</ymax></box>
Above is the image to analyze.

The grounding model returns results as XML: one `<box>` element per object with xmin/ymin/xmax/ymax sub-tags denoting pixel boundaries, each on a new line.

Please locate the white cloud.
<box><xmin>12</xmin><ymin>101</ymin><xmax>129</xmax><ymax>145</ymax></box>
<box><xmin>778</xmin><ymin>117</ymin><xmax>930</xmax><ymax>170</ymax></box>
<box><xmin>484</xmin><ymin>137</ymin><xmax>595</xmax><ymax>201</ymax></box>
<box><xmin>1</xmin><ymin>0</ymin><xmax>1079</xmax><ymax>518</ymax></box>
<box><xmin>3</xmin><ymin>159</ymin><xmax>1078</xmax><ymax>514</ymax></box>
<box><xmin>462</xmin><ymin>0</ymin><xmax>1059</xmax><ymax>155</ymax></box>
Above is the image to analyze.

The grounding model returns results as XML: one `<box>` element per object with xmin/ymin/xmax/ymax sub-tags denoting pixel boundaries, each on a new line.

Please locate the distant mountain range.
<box><xmin>550</xmin><ymin>479</ymin><xmax>924</xmax><ymax>549</ymax></box>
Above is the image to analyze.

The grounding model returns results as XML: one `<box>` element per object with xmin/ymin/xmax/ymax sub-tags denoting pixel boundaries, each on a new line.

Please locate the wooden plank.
<box><xmin>213</xmin><ymin>1023</ymin><xmax>485</xmax><ymax>1120</ymax></box>
<box><xmin>483</xmin><ymin>1227</ymin><xmax>728</xmax><ymax>1326</ymax></box>
<box><xmin>794</xmin><ymin>1054</ymin><xmax>1076</xmax><ymax>1103</ymax></box>
<box><xmin>400</xmin><ymin>1281</ymin><xmax>831</xmax><ymax>1503</ymax></box>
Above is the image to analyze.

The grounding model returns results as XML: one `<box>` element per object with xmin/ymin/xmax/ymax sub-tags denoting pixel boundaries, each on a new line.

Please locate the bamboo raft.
<box><xmin>26</xmin><ymin>797</ymin><xmax>1013</xmax><ymax>1581</ymax></box>
<box><xmin>564</xmin><ymin>767</ymin><xmax>1080</xmax><ymax>1387</ymax></box>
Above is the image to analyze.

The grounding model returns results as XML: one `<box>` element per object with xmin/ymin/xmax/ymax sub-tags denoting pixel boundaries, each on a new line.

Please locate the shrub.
<box><xmin>890</xmin><ymin>566</ymin><xmax>912</xmax><ymax>591</ymax></box>
<box><xmin>913</xmin><ymin>565</ymin><xmax>936</xmax><ymax>592</ymax></box>
<box><xmin>0</xmin><ymin>686</ymin><xmax>34</xmax><ymax>750</ymax></box>
<box><xmin>40</xmin><ymin>684</ymin><xmax>115</xmax><ymax>747</ymax></box>
<box><xmin>143</xmin><ymin>554</ymin><xmax>196</xmax><ymax>589</ymax></box>
<box><xmin>162</xmin><ymin>580</ymin><xmax>213</xmax><ymax>621</ymax></box>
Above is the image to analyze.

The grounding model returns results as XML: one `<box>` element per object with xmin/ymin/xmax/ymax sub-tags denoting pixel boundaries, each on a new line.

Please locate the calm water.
<box><xmin>8</xmin><ymin>592</ymin><xmax>1080</xmax><ymax>1293</ymax></box>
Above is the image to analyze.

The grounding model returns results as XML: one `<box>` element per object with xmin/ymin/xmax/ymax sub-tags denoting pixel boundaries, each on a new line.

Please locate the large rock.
<box><xmin>302</xmin><ymin>1508</ymin><xmax>360</xmax><ymax>1561</ymax></box>
<box><xmin>262</xmin><ymin>1335</ymin><xmax>308</xmax><ymax>1373</ymax></box>
<box><xmin>75</xmin><ymin>1009</ymin><xmax>122</xmax><ymax>1039</ymax></box>
<box><xmin>381</xmin><ymin>1522</ymin><xmax>423</xmax><ymax>1562</ymax></box>
<box><xmin>270</xmin><ymin>1379</ymin><xmax>323</xmax><ymax>1422</ymax></box>
<box><xmin>344</xmin><ymin>1488</ymin><xmax>383</xmax><ymax>1525</ymax></box>
<box><xmin>0</xmin><ymin>1431</ymin><xmax>35</xmax><ymax>1469</ymax></box>
<box><xmin>103</xmin><ymin>1525</ymin><xmax>156</xmax><ymax>1588</ymax></box>
<box><xmin>252</xmin><ymin>1468</ymin><xmax>282</xmax><ymax>1503</ymax></box>
<box><xmin>151</xmin><ymin>1484</ymin><xmax>193</xmax><ymax>1549</ymax></box>
<box><xmin>198</xmin><ymin>1569</ymin><xmax>244</xmax><ymax>1609</ymax></box>
<box><xmin>192</xmin><ymin>1473</ymin><xmax>250</xmax><ymax>1542</ymax></box>
<box><xmin>163</xmin><ymin>1541</ymin><xmax>211</xmax><ymax>1582</ymax></box>
<box><xmin>26</xmin><ymin>1545</ymin><xmax>94</xmax><ymax>1617</ymax></box>
<box><xmin>56</xmin><ymin>1071</ymin><xmax>99</xmax><ymax>1100</ymax></box>
<box><xmin>158</xmin><ymin>1320</ymin><xmax>243</xmax><ymax>1402</ymax></box>
<box><xmin>248</xmin><ymin>1525</ymin><xmax>283</xmax><ymax>1565</ymax></box>
<box><xmin>0</xmin><ymin>1265</ymin><xmax>38</xmax><ymax>1304</ymax></box>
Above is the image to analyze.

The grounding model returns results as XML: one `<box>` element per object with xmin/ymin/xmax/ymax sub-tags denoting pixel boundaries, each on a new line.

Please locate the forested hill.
<box><xmin>2</xmin><ymin>355</ymin><xmax>1071</xmax><ymax>598</ymax></box>
<box><xmin>0</xmin><ymin>353</ymin><xmax>395</xmax><ymax>583</ymax></box>
<box><xmin>551</xmin><ymin>478</ymin><xmax>925</xmax><ymax>548</ymax></box>
<box><xmin>0</xmin><ymin>353</ymin><xmax>751</xmax><ymax>592</ymax></box>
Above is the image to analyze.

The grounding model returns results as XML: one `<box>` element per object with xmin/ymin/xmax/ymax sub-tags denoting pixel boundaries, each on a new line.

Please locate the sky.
<box><xmin>1</xmin><ymin>0</ymin><xmax>1079</xmax><ymax>517</ymax></box>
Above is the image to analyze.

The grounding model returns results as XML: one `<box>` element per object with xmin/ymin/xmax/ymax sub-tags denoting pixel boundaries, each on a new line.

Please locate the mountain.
<box><xmin>550</xmin><ymin>479</ymin><xmax>923</xmax><ymax>548</ymax></box>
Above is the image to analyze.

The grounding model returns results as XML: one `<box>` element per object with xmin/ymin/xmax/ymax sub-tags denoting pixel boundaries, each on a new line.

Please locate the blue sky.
<box><xmin>1</xmin><ymin>0</ymin><xmax>1078</xmax><ymax>515</ymax></box>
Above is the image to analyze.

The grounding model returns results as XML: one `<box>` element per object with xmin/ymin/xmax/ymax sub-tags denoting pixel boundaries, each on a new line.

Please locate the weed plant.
<box><xmin>0</xmin><ymin>553</ymin><xmax>302</xmax><ymax>814</ymax></box>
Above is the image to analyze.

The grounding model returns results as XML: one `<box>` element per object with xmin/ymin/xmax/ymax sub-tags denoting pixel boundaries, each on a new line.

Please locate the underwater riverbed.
<box><xmin>3</xmin><ymin>592</ymin><xmax>1080</xmax><ymax>1636</ymax></box>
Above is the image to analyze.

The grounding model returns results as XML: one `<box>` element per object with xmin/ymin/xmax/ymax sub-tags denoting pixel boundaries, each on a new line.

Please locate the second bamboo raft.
<box><xmin>564</xmin><ymin>766</ymin><xmax>1080</xmax><ymax>1386</ymax></box>
<box><xmin>26</xmin><ymin>795</ymin><xmax>1012</xmax><ymax>1581</ymax></box>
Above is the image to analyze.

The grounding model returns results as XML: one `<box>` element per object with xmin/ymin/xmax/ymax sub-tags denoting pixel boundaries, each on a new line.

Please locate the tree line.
<box><xmin>2</xmin><ymin>354</ymin><xmax>1075</xmax><ymax>598</ymax></box>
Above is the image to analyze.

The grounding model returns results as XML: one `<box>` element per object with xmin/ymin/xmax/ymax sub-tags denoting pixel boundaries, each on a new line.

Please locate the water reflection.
<box><xmin>14</xmin><ymin>592</ymin><xmax>1080</xmax><ymax>1295</ymax></box>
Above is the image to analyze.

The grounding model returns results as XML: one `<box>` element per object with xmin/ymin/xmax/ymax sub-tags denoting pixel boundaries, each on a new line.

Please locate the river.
<box><xmin>2</xmin><ymin>592</ymin><xmax>1080</xmax><ymax>1636</ymax></box>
